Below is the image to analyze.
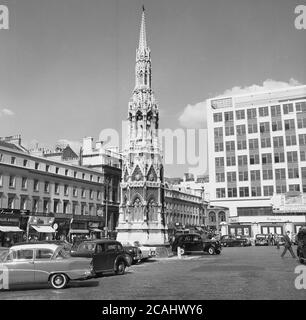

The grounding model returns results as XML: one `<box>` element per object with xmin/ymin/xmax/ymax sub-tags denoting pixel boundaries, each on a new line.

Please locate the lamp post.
<box><xmin>104</xmin><ymin>177</ymin><xmax>110</xmax><ymax>239</ymax></box>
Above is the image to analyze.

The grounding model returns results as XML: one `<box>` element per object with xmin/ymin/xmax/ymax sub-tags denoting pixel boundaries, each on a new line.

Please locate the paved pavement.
<box><xmin>0</xmin><ymin>246</ymin><xmax>305</xmax><ymax>300</ymax></box>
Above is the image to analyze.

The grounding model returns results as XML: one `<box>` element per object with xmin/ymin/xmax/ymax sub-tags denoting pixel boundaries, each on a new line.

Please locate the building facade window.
<box><xmin>271</xmin><ymin>105</ymin><xmax>281</xmax><ymax>117</ymax></box>
<box><xmin>213</xmin><ymin>113</ymin><xmax>222</xmax><ymax>122</ymax></box>
<box><xmin>225</xmin><ymin>126</ymin><xmax>234</xmax><ymax>136</ymax></box>
<box><xmin>239</xmin><ymin>187</ymin><xmax>249</xmax><ymax>197</ymax></box>
<box><xmin>44</xmin><ymin>182</ymin><xmax>49</xmax><ymax>193</ymax></box>
<box><xmin>226</xmin><ymin>156</ymin><xmax>236</xmax><ymax>166</ymax></box>
<box><xmin>249</xmin><ymin>154</ymin><xmax>260</xmax><ymax>165</ymax></box>
<box><xmin>9</xmin><ymin>176</ymin><xmax>15</xmax><ymax>188</ymax></box>
<box><xmin>283</xmin><ymin>103</ymin><xmax>294</xmax><ymax>114</ymax></box>
<box><xmin>236</xmin><ymin>110</ymin><xmax>245</xmax><ymax>120</ymax></box>
<box><xmin>261</xmin><ymin>137</ymin><xmax>271</xmax><ymax>148</ymax></box>
<box><xmin>224</xmin><ymin>111</ymin><xmax>233</xmax><ymax>122</ymax></box>
<box><xmin>248</xmin><ymin>123</ymin><xmax>258</xmax><ymax>134</ymax></box>
<box><xmin>238</xmin><ymin>171</ymin><xmax>248</xmax><ymax>181</ymax></box>
<box><xmin>263</xmin><ymin>186</ymin><xmax>274</xmax><ymax>196</ymax></box>
<box><xmin>216</xmin><ymin>173</ymin><xmax>225</xmax><ymax>182</ymax></box>
<box><xmin>216</xmin><ymin>188</ymin><xmax>226</xmax><ymax>198</ymax></box>
<box><xmin>247</xmin><ymin>108</ymin><xmax>256</xmax><ymax>119</ymax></box>
<box><xmin>263</xmin><ymin>169</ymin><xmax>273</xmax><ymax>180</ymax></box>
<box><xmin>34</xmin><ymin>180</ymin><xmax>39</xmax><ymax>191</ymax></box>
<box><xmin>228</xmin><ymin>188</ymin><xmax>237</xmax><ymax>198</ymax></box>
<box><xmin>259</xmin><ymin>106</ymin><xmax>269</xmax><ymax>117</ymax></box>
<box><xmin>274</xmin><ymin>152</ymin><xmax>285</xmax><ymax>163</ymax></box>
<box><xmin>238</xmin><ymin>155</ymin><xmax>248</xmax><ymax>166</ymax></box>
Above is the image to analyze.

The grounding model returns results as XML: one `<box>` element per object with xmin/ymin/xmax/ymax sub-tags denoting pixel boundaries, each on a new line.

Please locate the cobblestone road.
<box><xmin>0</xmin><ymin>246</ymin><xmax>305</xmax><ymax>300</ymax></box>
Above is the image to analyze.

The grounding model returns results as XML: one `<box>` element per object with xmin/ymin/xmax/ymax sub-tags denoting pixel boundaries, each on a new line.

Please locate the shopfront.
<box><xmin>88</xmin><ymin>221</ymin><xmax>103</xmax><ymax>239</ymax></box>
<box><xmin>228</xmin><ymin>224</ymin><xmax>252</xmax><ymax>236</ymax></box>
<box><xmin>69</xmin><ymin>220</ymin><xmax>89</xmax><ymax>244</ymax></box>
<box><xmin>53</xmin><ymin>216</ymin><xmax>71</xmax><ymax>241</ymax></box>
<box><xmin>27</xmin><ymin>215</ymin><xmax>56</xmax><ymax>241</ymax></box>
<box><xmin>260</xmin><ymin>224</ymin><xmax>284</xmax><ymax>235</ymax></box>
<box><xmin>0</xmin><ymin>215</ymin><xmax>24</xmax><ymax>247</ymax></box>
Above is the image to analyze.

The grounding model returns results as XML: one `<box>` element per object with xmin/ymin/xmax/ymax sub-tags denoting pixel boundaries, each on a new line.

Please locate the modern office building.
<box><xmin>207</xmin><ymin>85</ymin><xmax>306</xmax><ymax>236</ymax></box>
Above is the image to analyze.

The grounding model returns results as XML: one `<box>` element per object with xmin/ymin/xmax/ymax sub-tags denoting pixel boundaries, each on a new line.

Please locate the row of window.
<box><xmin>0</xmin><ymin>153</ymin><xmax>102</xmax><ymax>183</ymax></box>
<box><xmin>213</xmin><ymin>102</ymin><xmax>306</xmax><ymax>123</ymax></box>
<box><xmin>215</xmin><ymin>119</ymin><xmax>297</xmax><ymax>138</ymax></box>
<box><xmin>6</xmin><ymin>195</ymin><xmax>103</xmax><ymax>215</ymax></box>
<box><xmin>215</xmin><ymin>135</ymin><xmax>305</xmax><ymax>153</ymax></box>
<box><xmin>216</xmin><ymin>167</ymin><xmax>303</xmax><ymax>183</ymax></box>
<box><xmin>215</xmin><ymin>151</ymin><xmax>300</xmax><ymax>167</ymax></box>
<box><xmin>0</xmin><ymin>175</ymin><xmax>103</xmax><ymax>200</ymax></box>
<box><xmin>216</xmin><ymin>183</ymin><xmax>302</xmax><ymax>199</ymax></box>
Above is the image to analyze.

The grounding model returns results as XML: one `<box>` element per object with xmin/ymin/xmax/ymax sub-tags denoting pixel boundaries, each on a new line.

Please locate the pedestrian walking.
<box><xmin>281</xmin><ymin>231</ymin><xmax>296</xmax><ymax>259</ymax></box>
<box><xmin>275</xmin><ymin>234</ymin><xmax>280</xmax><ymax>249</ymax></box>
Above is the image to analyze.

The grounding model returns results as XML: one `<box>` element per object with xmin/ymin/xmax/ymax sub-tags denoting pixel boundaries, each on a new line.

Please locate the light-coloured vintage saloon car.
<box><xmin>0</xmin><ymin>243</ymin><xmax>94</xmax><ymax>290</ymax></box>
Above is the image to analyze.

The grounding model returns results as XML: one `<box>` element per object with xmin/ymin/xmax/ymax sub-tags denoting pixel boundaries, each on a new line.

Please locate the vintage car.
<box><xmin>15</xmin><ymin>240</ymin><xmax>73</xmax><ymax>252</ymax></box>
<box><xmin>0</xmin><ymin>243</ymin><xmax>93</xmax><ymax>290</ymax></box>
<box><xmin>254</xmin><ymin>234</ymin><xmax>269</xmax><ymax>246</ymax></box>
<box><xmin>123</xmin><ymin>246</ymin><xmax>142</xmax><ymax>264</ymax></box>
<box><xmin>171</xmin><ymin>233</ymin><xmax>221</xmax><ymax>255</ymax></box>
<box><xmin>220</xmin><ymin>235</ymin><xmax>248</xmax><ymax>247</ymax></box>
<box><xmin>138</xmin><ymin>246</ymin><xmax>157</xmax><ymax>260</ymax></box>
<box><xmin>236</xmin><ymin>235</ymin><xmax>252</xmax><ymax>246</ymax></box>
<box><xmin>71</xmin><ymin>239</ymin><xmax>131</xmax><ymax>276</ymax></box>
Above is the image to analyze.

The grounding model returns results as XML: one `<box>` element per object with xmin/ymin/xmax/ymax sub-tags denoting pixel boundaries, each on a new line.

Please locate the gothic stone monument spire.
<box><xmin>116</xmin><ymin>7</ymin><xmax>168</xmax><ymax>245</ymax></box>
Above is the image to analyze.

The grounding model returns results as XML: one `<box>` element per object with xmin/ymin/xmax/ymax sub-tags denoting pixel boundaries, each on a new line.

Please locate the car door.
<box><xmin>192</xmin><ymin>235</ymin><xmax>203</xmax><ymax>251</ymax></box>
<box><xmin>92</xmin><ymin>243</ymin><xmax>106</xmax><ymax>272</ymax></box>
<box><xmin>104</xmin><ymin>243</ymin><xmax>118</xmax><ymax>270</ymax></box>
<box><xmin>33</xmin><ymin>248</ymin><xmax>56</xmax><ymax>283</ymax></box>
<box><xmin>6</xmin><ymin>249</ymin><xmax>35</xmax><ymax>286</ymax></box>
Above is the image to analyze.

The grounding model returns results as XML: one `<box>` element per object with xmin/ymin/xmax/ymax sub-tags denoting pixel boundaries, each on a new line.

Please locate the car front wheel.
<box><xmin>215</xmin><ymin>249</ymin><xmax>221</xmax><ymax>255</ymax></box>
<box><xmin>50</xmin><ymin>273</ymin><xmax>68</xmax><ymax>289</ymax></box>
<box><xmin>208</xmin><ymin>247</ymin><xmax>215</xmax><ymax>255</ymax></box>
<box><xmin>115</xmin><ymin>260</ymin><xmax>126</xmax><ymax>275</ymax></box>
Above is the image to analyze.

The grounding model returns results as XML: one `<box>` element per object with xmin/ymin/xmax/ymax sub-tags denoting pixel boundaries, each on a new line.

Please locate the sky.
<box><xmin>0</xmin><ymin>0</ymin><xmax>305</xmax><ymax>177</ymax></box>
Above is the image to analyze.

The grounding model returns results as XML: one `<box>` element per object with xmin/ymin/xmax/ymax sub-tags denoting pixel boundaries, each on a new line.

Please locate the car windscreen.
<box><xmin>0</xmin><ymin>250</ymin><xmax>9</xmax><ymax>262</ymax></box>
<box><xmin>55</xmin><ymin>248</ymin><xmax>71</xmax><ymax>259</ymax></box>
<box><xmin>77</xmin><ymin>242</ymin><xmax>96</xmax><ymax>252</ymax></box>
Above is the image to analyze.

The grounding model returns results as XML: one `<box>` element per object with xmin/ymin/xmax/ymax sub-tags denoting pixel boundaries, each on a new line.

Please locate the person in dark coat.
<box><xmin>281</xmin><ymin>231</ymin><xmax>296</xmax><ymax>258</ymax></box>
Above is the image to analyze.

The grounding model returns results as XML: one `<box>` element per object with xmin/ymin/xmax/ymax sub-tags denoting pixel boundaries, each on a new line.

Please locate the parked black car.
<box><xmin>123</xmin><ymin>245</ymin><xmax>142</xmax><ymax>264</ymax></box>
<box><xmin>71</xmin><ymin>239</ymin><xmax>131</xmax><ymax>276</ymax></box>
<box><xmin>171</xmin><ymin>233</ymin><xmax>221</xmax><ymax>255</ymax></box>
<box><xmin>220</xmin><ymin>235</ymin><xmax>248</xmax><ymax>247</ymax></box>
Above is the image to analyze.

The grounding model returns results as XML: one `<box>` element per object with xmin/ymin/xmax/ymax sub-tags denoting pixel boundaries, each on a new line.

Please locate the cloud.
<box><xmin>0</xmin><ymin>108</ymin><xmax>15</xmax><ymax>116</ymax></box>
<box><xmin>179</xmin><ymin>78</ymin><xmax>302</xmax><ymax>128</ymax></box>
<box><xmin>178</xmin><ymin>101</ymin><xmax>207</xmax><ymax>129</ymax></box>
<box><xmin>218</xmin><ymin>78</ymin><xmax>302</xmax><ymax>97</ymax></box>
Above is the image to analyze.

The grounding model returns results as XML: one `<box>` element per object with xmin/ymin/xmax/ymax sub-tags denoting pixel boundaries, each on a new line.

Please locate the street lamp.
<box><xmin>104</xmin><ymin>177</ymin><xmax>110</xmax><ymax>239</ymax></box>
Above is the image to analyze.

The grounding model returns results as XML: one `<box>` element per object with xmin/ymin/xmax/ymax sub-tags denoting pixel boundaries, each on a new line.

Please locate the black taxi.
<box><xmin>171</xmin><ymin>233</ymin><xmax>221</xmax><ymax>255</ymax></box>
<box><xmin>71</xmin><ymin>239</ymin><xmax>131</xmax><ymax>276</ymax></box>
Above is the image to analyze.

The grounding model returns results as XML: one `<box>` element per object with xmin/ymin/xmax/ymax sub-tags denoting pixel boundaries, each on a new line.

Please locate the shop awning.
<box><xmin>31</xmin><ymin>225</ymin><xmax>56</xmax><ymax>233</ymax></box>
<box><xmin>0</xmin><ymin>226</ymin><xmax>23</xmax><ymax>232</ymax></box>
<box><xmin>69</xmin><ymin>229</ymin><xmax>89</xmax><ymax>234</ymax></box>
<box><xmin>90</xmin><ymin>228</ymin><xmax>103</xmax><ymax>233</ymax></box>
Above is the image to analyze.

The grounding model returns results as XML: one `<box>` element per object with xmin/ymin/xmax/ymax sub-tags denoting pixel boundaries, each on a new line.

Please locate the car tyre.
<box><xmin>215</xmin><ymin>249</ymin><xmax>221</xmax><ymax>255</ymax></box>
<box><xmin>50</xmin><ymin>273</ymin><xmax>68</xmax><ymax>289</ymax></box>
<box><xmin>208</xmin><ymin>247</ymin><xmax>215</xmax><ymax>255</ymax></box>
<box><xmin>115</xmin><ymin>260</ymin><xmax>126</xmax><ymax>275</ymax></box>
